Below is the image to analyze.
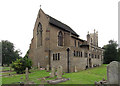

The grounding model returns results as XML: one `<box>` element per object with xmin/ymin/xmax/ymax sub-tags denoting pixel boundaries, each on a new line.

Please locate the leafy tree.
<box><xmin>1</xmin><ymin>40</ymin><xmax>22</xmax><ymax>66</ymax></box>
<box><xmin>118</xmin><ymin>48</ymin><xmax>120</xmax><ymax>61</ymax></box>
<box><xmin>103</xmin><ymin>40</ymin><xmax>118</xmax><ymax>64</ymax></box>
<box><xmin>11</xmin><ymin>57</ymin><xmax>32</xmax><ymax>74</ymax></box>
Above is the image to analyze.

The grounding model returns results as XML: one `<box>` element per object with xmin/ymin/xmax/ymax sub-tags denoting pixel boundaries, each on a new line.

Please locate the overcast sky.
<box><xmin>0</xmin><ymin>0</ymin><xmax>119</xmax><ymax>56</ymax></box>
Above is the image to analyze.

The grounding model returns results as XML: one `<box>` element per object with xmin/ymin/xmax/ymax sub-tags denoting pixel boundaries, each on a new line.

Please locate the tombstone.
<box><xmin>57</xmin><ymin>65</ymin><xmax>63</xmax><ymax>79</ymax></box>
<box><xmin>74</xmin><ymin>65</ymin><xmax>77</xmax><ymax>72</ymax></box>
<box><xmin>46</xmin><ymin>65</ymin><xmax>49</xmax><ymax>72</ymax></box>
<box><xmin>25</xmin><ymin>67</ymin><xmax>29</xmax><ymax>82</ymax></box>
<box><xmin>50</xmin><ymin>66</ymin><xmax>55</xmax><ymax>77</ymax></box>
<box><xmin>107</xmin><ymin>61</ymin><xmax>120</xmax><ymax>84</ymax></box>
<box><xmin>38</xmin><ymin>62</ymin><xmax>40</xmax><ymax>70</ymax></box>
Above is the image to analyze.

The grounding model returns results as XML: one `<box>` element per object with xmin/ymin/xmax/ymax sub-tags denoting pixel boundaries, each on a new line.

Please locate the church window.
<box><xmin>95</xmin><ymin>55</ymin><xmax>96</xmax><ymax>58</ymax></box>
<box><xmin>81</xmin><ymin>52</ymin><xmax>82</xmax><ymax>57</ymax></box>
<box><xmin>53</xmin><ymin>53</ymin><xmax>60</xmax><ymax>61</ymax></box>
<box><xmin>53</xmin><ymin>54</ymin><xmax>55</xmax><ymax>60</ymax></box>
<box><xmin>55</xmin><ymin>54</ymin><xmax>57</xmax><ymax>60</ymax></box>
<box><xmin>37</xmin><ymin>22</ymin><xmax>42</xmax><ymax>47</ymax></box>
<box><xmin>89</xmin><ymin>54</ymin><xmax>91</xmax><ymax>57</ymax></box>
<box><xmin>74</xmin><ymin>50</ymin><xmax>75</xmax><ymax>56</ymax></box>
<box><xmin>58</xmin><ymin>53</ymin><xmax>60</xmax><ymax>60</ymax></box>
<box><xmin>58</xmin><ymin>31</ymin><xmax>63</xmax><ymax>46</ymax></box>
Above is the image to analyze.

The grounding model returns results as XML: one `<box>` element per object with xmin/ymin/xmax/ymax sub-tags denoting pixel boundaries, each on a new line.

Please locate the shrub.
<box><xmin>11</xmin><ymin>57</ymin><xmax>32</xmax><ymax>74</ymax></box>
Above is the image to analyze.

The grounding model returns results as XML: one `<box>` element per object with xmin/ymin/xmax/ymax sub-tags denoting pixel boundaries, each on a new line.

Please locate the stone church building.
<box><xmin>28</xmin><ymin>8</ymin><xmax>104</xmax><ymax>72</ymax></box>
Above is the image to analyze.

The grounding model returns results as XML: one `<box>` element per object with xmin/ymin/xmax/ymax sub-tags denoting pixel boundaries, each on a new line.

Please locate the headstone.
<box><xmin>57</xmin><ymin>65</ymin><xmax>63</xmax><ymax>79</ymax></box>
<box><xmin>74</xmin><ymin>65</ymin><xmax>77</xmax><ymax>72</ymax></box>
<box><xmin>46</xmin><ymin>65</ymin><xmax>49</xmax><ymax>72</ymax></box>
<box><xmin>50</xmin><ymin>66</ymin><xmax>55</xmax><ymax>77</ymax></box>
<box><xmin>25</xmin><ymin>67</ymin><xmax>29</xmax><ymax>82</ymax></box>
<box><xmin>107</xmin><ymin>61</ymin><xmax>120</xmax><ymax>84</ymax></box>
<box><xmin>38</xmin><ymin>62</ymin><xmax>40</xmax><ymax>70</ymax></box>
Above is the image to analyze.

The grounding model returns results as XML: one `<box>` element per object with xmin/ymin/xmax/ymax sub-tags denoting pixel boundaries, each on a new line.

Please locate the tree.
<box><xmin>1</xmin><ymin>40</ymin><xmax>22</xmax><ymax>66</ymax></box>
<box><xmin>118</xmin><ymin>48</ymin><xmax>120</xmax><ymax>62</ymax></box>
<box><xmin>103</xmin><ymin>40</ymin><xmax>118</xmax><ymax>64</ymax></box>
<box><xmin>11</xmin><ymin>57</ymin><xmax>32</xmax><ymax>74</ymax></box>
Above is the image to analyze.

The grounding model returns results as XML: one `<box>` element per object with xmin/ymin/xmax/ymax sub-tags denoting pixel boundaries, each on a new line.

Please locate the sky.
<box><xmin>0</xmin><ymin>0</ymin><xmax>119</xmax><ymax>56</ymax></box>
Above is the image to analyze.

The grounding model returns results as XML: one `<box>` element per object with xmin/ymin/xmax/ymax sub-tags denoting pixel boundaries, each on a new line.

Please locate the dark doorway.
<box><xmin>67</xmin><ymin>48</ymin><xmax>70</xmax><ymax>73</ymax></box>
<box><xmin>89</xmin><ymin>58</ymin><xmax>92</xmax><ymax>68</ymax></box>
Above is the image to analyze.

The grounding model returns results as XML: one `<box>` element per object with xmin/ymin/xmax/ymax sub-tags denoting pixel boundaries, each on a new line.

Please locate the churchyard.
<box><xmin>1</xmin><ymin>64</ymin><xmax>108</xmax><ymax>85</ymax></box>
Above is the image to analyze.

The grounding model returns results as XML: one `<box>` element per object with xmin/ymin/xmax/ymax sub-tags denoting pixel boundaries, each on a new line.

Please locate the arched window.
<box><xmin>37</xmin><ymin>23</ymin><xmax>42</xmax><ymax>47</ymax></box>
<box><xmin>37</xmin><ymin>23</ymin><xmax>42</xmax><ymax>35</ymax></box>
<box><xmin>58</xmin><ymin>31</ymin><xmax>63</xmax><ymax>46</ymax></box>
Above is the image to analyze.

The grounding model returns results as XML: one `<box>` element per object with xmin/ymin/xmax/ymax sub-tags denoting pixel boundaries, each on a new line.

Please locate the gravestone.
<box><xmin>46</xmin><ymin>65</ymin><xmax>49</xmax><ymax>72</ymax></box>
<box><xmin>107</xmin><ymin>61</ymin><xmax>120</xmax><ymax>84</ymax></box>
<box><xmin>50</xmin><ymin>66</ymin><xmax>55</xmax><ymax>77</ymax></box>
<box><xmin>25</xmin><ymin>67</ymin><xmax>29</xmax><ymax>82</ymax></box>
<box><xmin>57</xmin><ymin>65</ymin><xmax>63</xmax><ymax>79</ymax></box>
<box><xmin>74</xmin><ymin>65</ymin><xmax>77</xmax><ymax>72</ymax></box>
<box><xmin>38</xmin><ymin>62</ymin><xmax>40</xmax><ymax>70</ymax></box>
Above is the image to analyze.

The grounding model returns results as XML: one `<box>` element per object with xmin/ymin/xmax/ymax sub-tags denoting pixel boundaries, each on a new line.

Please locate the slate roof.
<box><xmin>47</xmin><ymin>15</ymin><xmax>79</xmax><ymax>37</ymax></box>
<box><xmin>71</xmin><ymin>36</ymin><xmax>84</xmax><ymax>42</ymax></box>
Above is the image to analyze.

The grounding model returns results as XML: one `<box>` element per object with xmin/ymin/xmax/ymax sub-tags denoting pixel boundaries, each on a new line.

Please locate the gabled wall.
<box><xmin>29</xmin><ymin>9</ymin><xmax>49</xmax><ymax>67</ymax></box>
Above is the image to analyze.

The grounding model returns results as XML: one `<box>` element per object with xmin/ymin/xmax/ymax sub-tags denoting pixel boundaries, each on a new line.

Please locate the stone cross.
<box><xmin>25</xmin><ymin>67</ymin><xmax>29</xmax><ymax>82</ymax></box>
<box><xmin>50</xmin><ymin>66</ymin><xmax>55</xmax><ymax>77</ymax></box>
<box><xmin>46</xmin><ymin>65</ymin><xmax>49</xmax><ymax>72</ymax></box>
<box><xmin>74</xmin><ymin>65</ymin><xmax>77</xmax><ymax>72</ymax></box>
<box><xmin>57</xmin><ymin>65</ymin><xmax>63</xmax><ymax>79</ymax></box>
<box><xmin>107</xmin><ymin>61</ymin><xmax>120</xmax><ymax>84</ymax></box>
<box><xmin>38</xmin><ymin>62</ymin><xmax>40</xmax><ymax>70</ymax></box>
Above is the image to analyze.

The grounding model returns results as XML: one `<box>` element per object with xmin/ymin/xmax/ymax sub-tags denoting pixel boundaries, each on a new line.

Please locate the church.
<box><xmin>28</xmin><ymin>8</ymin><xmax>104</xmax><ymax>72</ymax></box>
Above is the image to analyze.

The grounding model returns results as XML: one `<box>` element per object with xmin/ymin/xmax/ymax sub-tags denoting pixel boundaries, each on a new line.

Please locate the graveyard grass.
<box><xmin>1</xmin><ymin>64</ymin><xmax>107</xmax><ymax>84</ymax></box>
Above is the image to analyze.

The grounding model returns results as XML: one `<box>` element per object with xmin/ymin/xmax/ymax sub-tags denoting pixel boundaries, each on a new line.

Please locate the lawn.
<box><xmin>1</xmin><ymin>64</ymin><xmax>107</xmax><ymax>85</ymax></box>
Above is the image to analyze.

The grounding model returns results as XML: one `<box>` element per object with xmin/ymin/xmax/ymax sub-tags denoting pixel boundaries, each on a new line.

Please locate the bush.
<box><xmin>11</xmin><ymin>57</ymin><xmax>32</xmax><ymax>74</ymax></box>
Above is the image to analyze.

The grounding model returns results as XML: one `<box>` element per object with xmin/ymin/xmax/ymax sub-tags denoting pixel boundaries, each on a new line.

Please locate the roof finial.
<box><xmin>40</xmin><ymin>5</ymin><xmax>41</xmax><ymax>8</ymax></box>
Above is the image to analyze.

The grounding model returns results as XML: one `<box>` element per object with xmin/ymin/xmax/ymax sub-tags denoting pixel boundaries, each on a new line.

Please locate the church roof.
<box><xmin>48</xmin><ymin>15</ymin><xmax>79</xmax><ymax>37</ymax></box>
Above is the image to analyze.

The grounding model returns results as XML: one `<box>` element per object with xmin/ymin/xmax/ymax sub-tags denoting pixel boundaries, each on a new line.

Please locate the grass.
<box><xmin>1</xmin><ymin>64</ymin><xmax>107</xmax><ymax>84</ymax></box>
<box><xmin>61</xmin><ymin>64</ymin><xmax>107</xmax><ymax>84</ymax></box>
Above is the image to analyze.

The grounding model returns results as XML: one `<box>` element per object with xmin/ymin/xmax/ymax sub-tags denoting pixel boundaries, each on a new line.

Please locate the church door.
<box><xmin>67</xmin><ymin>48</ymin><xmax>70</xmax><ymax>73</ymax></box>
